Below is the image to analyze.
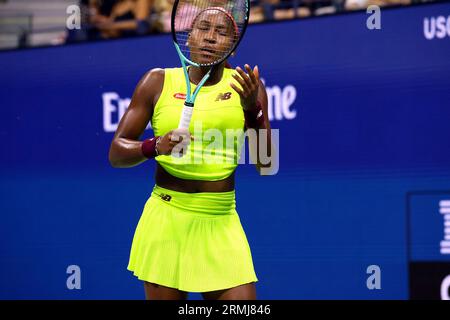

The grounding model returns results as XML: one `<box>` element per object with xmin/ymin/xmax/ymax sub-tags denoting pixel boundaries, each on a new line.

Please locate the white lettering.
<box><xmin>366</xmin><ymin>5</ymin><xmax>381</xmax><ymax>30</ymax></box>
<box><xmin>441</xmin><ymin>275</ymin><xmax>450</xmax><ymax>300</ymax></box>
<box><xmin>66</xmin><ymin>5</ymin><xmax>81</xmax><ymax>30</ymax></box>
<box><xmin>423</xmin><ymin>16</ymin><xmax>450</xmax><ymax>40</ymax></box>
<box><xmin>102</xmin><ymin>92</ymin><xmax>119</xmax><ymax>133</ymax></box>
<box><xmin>436</xmin><ymin>16</ymin><xmax>447</xmax><ymax>39</ymax></box>
<box><xmin>366</xmin><ymin>265</ymin><xmax>381</xmax><ymax>290</ymax></box>
<box><xmin>102</xmin><ymin>92</ymin><xmax>151</xmax><ymax>133</ymax></box>
<box><xmin>178</xmin><ymin>304</ymin><xmax>212</xmax><ymax>317</ymax></box>
<box><xmin>262</xmin><ymin>79</ymin><xmax>298</xmax><ymax>121</ymax></box>
<box><xmin>281</xmin><ymin>85</ymin><xmax>297</xmax><ymax>120</ymax></box>
<box><xmin>66</xmin><ymin>265</ymin><xmax>81</xmax><ymax>290</ymax></box>
<box><xmin>424</xmin><ymin>17</ymin><xmax>435</xmax><ymax>40</ymax></box>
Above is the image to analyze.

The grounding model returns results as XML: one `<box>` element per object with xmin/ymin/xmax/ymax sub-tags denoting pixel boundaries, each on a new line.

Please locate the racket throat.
<box><xmin>178</xmin><ymin>69</ymin><xmax>212</xmax><ymax>129</ymax></box>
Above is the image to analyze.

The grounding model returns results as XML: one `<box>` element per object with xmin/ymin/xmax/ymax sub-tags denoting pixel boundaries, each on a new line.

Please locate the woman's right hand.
<box><xmin>156</xmin><ymin>128</ymin><xmax>194</xmax><ymax>156</ymax></box>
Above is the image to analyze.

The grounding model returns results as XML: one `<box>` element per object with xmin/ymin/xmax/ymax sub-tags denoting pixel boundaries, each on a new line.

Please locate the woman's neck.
<box><xmin>188</xmin><ymin>63</ymin><xmax>225</xmax><ymax>86</ymax></box>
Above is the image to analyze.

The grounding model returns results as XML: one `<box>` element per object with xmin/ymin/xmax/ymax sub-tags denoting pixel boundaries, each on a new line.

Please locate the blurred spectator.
<box><xmin>91</xmin><ymin>0</ymin><xmax>153</xmax><ymax>39</ymax></box>
<box><xmin>66</xmin><ymin>0</ymin><xmax>152</xmax><ymax>42</ymax></box>
<box><xmin>64</xmin><ymin>0</ymin><xmax>425</xmax><ymax>45</ymax></box>
<box><xmin>345</xmin><ymin>0</ymin><xmax>412</xmax><ymax>11</ymax></box>
<box><xmin>304</xmin><ymin>0</ymin><xmax>340</xmax><ymax>16</ymax></box>
<box><xmin>153</xmin><ymin>0</ymin><xmax>203</xmax><ymax>33</ymax></box>
<box><xmin>151</xmin><ymin>0</ymin><xmax>173</xmax><ymax>33</ymax></box>
<box><xmin>272</xmin><ymin>0</ymin><xmax>312</xmax><ymax>19</ymax></box>
<box><xmin>249</xmin><ymin>0</ymin><xmax>265</xmax><ymax>23</ymax></box>
<box><xmin>252</xmin><ymin>0</ymin><xmax>312</xmax><ymax>21</ymax></box>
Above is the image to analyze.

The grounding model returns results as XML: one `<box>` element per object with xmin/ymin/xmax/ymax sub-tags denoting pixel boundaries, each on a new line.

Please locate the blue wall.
<box><xmin>1</xmin><ymin>2</ymin><xmax>450</xmax><ymax>299</ymax></box>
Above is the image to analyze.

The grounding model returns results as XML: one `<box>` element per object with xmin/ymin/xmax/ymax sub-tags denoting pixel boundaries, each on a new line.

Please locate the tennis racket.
<box><xmin>171</xmin><ymin>0</ymin><xmax>250</xmax><ymax>131</ymax></box>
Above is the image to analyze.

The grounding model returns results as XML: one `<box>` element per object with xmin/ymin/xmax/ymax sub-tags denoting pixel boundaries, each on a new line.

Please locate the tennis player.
<box><xmin>109</xmin><ymin>7</ymin><xmax>271</xmax><ymax>300</ymax></box>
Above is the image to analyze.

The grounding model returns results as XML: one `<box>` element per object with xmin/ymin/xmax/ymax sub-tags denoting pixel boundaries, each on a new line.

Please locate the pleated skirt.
<box><xmin>127</xmin><ymin>184</ymin><xmax>258</xmax><ymax>292</ymax></box>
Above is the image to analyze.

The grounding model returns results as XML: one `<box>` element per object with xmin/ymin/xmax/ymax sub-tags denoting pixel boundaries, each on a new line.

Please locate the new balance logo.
<box><xmin>159</xmin><ymin>193</ymin><xmax>172</xmax><ymax>202</ymax></box>
<box><xmin>215</xmin><ymin>92</ymin><xmax>232</xmax><ymax>101</ymax></box>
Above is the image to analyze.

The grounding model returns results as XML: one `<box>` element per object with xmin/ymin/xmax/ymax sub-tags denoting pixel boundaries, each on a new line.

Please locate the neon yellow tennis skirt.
<box><xmin>127</xmin><ymin>184</ymin><xmax>258</xmax><ymax>292</ymax></box>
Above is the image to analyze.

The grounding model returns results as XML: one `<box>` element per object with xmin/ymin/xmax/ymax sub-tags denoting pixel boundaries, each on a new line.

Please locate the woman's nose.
<box><xmin>204</xmin><ymin>31</ymin><xmax>217</xmax><ymax>43</ymax></box>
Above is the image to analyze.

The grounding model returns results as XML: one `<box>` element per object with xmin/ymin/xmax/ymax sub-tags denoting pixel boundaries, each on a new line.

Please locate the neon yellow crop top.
<box><xmin>151</xmin><ymin>67</ymin><xmax>246</xmax><ymax>181</ymax></box>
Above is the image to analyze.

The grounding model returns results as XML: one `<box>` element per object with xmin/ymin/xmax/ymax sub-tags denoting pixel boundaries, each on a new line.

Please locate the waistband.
<box><xmin>150</xmin><ymin>184</ymin><xmax>236</xmax><ymax>215</ymax></box>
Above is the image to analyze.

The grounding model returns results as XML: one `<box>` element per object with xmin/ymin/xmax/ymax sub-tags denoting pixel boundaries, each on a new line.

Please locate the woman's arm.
<box><xmin>108</xmin><ymin>68</ymin><xmax>164</xmax><ymax>168</ymax></box>
<box><xmin>252</xmin><ymin>79</ymin><xmax>274</xmax><ymax>174</ymax></box>
<box><xmin>230</xmin><ymin>64</ymin><xmax>276</xmax><ymax>175</ymax></box>
<box><xmin>134</xmin><ymin>0</ymin><xmax>152</xmax><ymax>21</ymax></box>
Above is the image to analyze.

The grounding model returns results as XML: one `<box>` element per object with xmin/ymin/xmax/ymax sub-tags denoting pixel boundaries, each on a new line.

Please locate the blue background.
<box><xmin>1</xmin><ymin>2</ymin><xmax>450</xmax><ymax>299</ymax></box>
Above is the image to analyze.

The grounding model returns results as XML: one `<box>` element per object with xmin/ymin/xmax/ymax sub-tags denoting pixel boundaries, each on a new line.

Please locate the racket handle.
<box><xmin>178</xmin><ymin>102</ymin><xmax>194</xmax><ymax>129</ymax></box>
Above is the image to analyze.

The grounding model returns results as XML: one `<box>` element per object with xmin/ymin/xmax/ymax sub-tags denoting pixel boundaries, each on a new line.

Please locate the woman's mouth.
<box><xmin>200</xmin><ymin>47</ymin><xmax>217</xmax><ymax>56</ymax></box>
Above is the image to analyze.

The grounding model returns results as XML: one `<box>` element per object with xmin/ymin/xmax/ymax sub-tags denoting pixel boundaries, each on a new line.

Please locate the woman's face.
<box><xmin>188</xmin><ymin>10</ymin><xmax>236</xmax><ymax>65</ymax></box>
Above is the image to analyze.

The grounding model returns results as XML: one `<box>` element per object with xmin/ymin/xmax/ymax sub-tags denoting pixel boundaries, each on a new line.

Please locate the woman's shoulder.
<box><xmin>138</xmin><ymin>67</ymin><xmax>186</xmax><ymax>93</ymax></box>
<box><xmin>146</xmin><ymin>67</ymin><xmax>165</xmax><ymax>78</ymax></box>
<box><xmin>139</xmin><ymin>68</ymin><xmax>165</xmax><ymax>88</ymax></box>
<box><xmin>133</xmin><ymin>68</ymin><xmax>166</xmax><ymax>104</ymax></box>
<box><xmin>138</xmin><ymin>67</ymin><xmax>182</xmax><ymax>106</ymax></box>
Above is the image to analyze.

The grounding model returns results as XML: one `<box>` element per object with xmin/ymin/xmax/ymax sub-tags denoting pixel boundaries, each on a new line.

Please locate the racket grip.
<box><xmin>178</xmin><ymin>103</ymin><xmax>194</xmax><ymax>129</ymax></box>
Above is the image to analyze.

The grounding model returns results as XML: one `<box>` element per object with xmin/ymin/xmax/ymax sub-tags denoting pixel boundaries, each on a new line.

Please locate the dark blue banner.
<box><xmin>1</xmin><ymin>2</ymin><xmax>450</xmax><ymax>299</ymax></box>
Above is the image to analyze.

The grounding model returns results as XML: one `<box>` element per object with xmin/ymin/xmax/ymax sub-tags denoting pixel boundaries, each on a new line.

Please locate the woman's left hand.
<box><xmin>230</xmin><ymin>64</ymin><xmax>260</xmax><ymax>112</ymax></box>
